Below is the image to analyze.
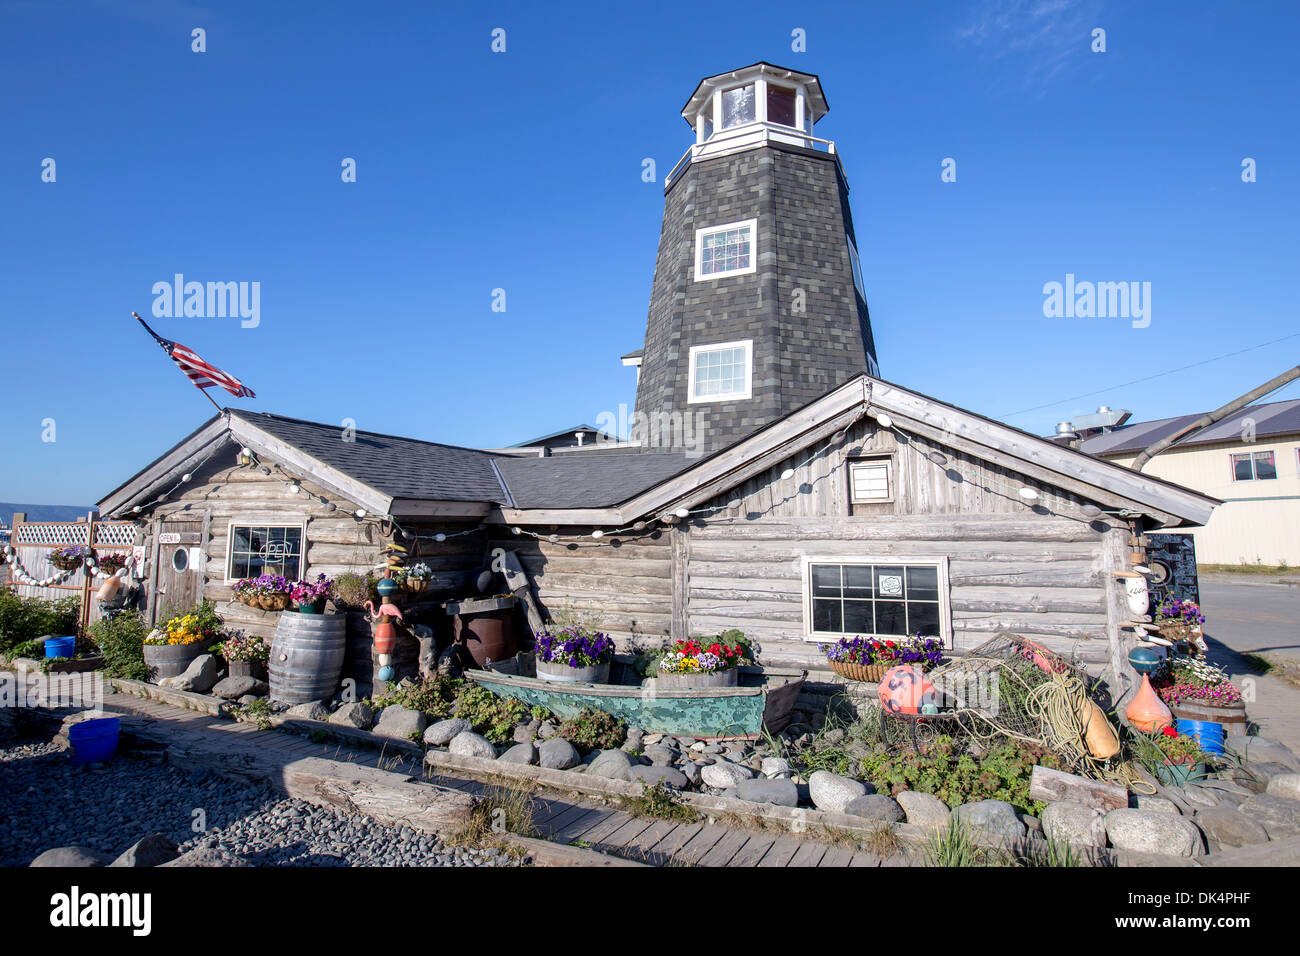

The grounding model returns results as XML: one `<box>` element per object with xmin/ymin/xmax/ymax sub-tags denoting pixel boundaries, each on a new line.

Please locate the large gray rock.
<box><xmin>1136</xmin><ymin>795</ymin><xmax>1182</xmax><ymax>815</ymax></box>
<box><xmin>110</xmin><ymin>834</ymin><xmax>178</xmax><ymax>867</ymax></box>
<box><xmin>1238</xmin><ymin>793</ymin><xmax>1300</xmax><ymax>839</ymax></box>
<box><xmin>538</xmin><ymin>738</ymin><xmax>581</xmax><ymax>770</ymax></box>
<box><xmin>630</xmin><ymin>765</ymin><xmax>689</xmax><ymax>789</ymax></box>
<box><xmin>953</xmin><ymin>800</ymin><xmax>1027</xmax><ymax>842</ymax></box>
<box><xmin>642</xmin><ymin>745</ymin><xmax>677</xmax><ymax>767</ymax></box>
<box><xmin>1105</xmin><ymin>809</ymin><xmax>1205</xmax><ymax>857</ymax></box>
<box><xmin>424</xmin><ymin>717</ymin><xmax>470</xmax><ymax>746</ymax></box>
<box><xmin>158</xmin><ymin>654</ymin><xmax>220</xmax><ymax>693</ymax></box>
<box><xmin>285</xmin><ymin>701</ymin><xmax>330</xmax><ymax>721</ymax></box>
<box><xmin>1266</xmin><ymin>773</ymin><xmax>1300</xmax><ymax>802</ymax></box>
<box><xmin>588</xmin><ymin>748</ymin><xmax>635</xmax><ymax>781</ymax></box>
<box><xmin>760</xmin><ymin>756</ymin><xmax>793</xmax><ymax>779</ymax></box>
<box><xmin>843</xmin><ymin>794</ymin><xmax>904</xmax><ymax>823</ymax></box>
<box><xmin>681</xmin><ymin>761</ymin><xmax>702</xmax><ymax>787</ymax></box>
<box><xmin>808</xmin><ymin>771</ymin><xmax>868</xmax><ymax>813</ymax></box>
<box><xmin>498</xmin><ymin>742</ymin><xmax>537</xmax><ymax>765</ymax></box>
<box><xmin>1041</xmin><ymin>802</ymin><xmax>1107</xmax><ymax>848</ymax></box>
<box><xmin>1227</xmin><ymin>735</ymin><xmax>1300</xmax><ymax>772</ymax></box>
<box><xmin>1193</xmin><ymin>806</ymin><xmax>1270</xmax><ymax>848</ymax></box>
<box><xmin>329</xmin><ymin>701</ymin><xmax>373</xmax><ymax>729</ymax></box>
<box><xmin>212</xmin><ymin>676</ymin><xmax>267</xmax><ymax>700</ymax></box>
<box><xmin>734</xmin><ymin>777</ymin><xmax>799</xmax><ymax>807</ymax></box>
<box><xmin>701</xmin><ymin>761</ymin><xmax>754</xmax><ymax>790</ymax></box>
<box><xmin>373</xmin><ymin>706</ymin><xmax>427</xmax><ymax>741</ymax></box>
<box><xmin>30</xmin><ymin>846</ymin><xmax>106</xmax><ymax>867</ymax></box>
<box><xmin>448</xmin><ymin>730</ymin><xmax>497</xmax><ymax>759</ymax></box>
<box><xmin>896</xmin><ymin>791</ymin><xmax>951</xmax><ymax>830</ymax></box>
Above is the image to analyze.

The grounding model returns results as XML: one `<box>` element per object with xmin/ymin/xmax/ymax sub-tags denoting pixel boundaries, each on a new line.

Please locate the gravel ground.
<box><xmin>0</xmin><ymin>737</ymin><xmax>521</xmax><ymax>868</ymax></box>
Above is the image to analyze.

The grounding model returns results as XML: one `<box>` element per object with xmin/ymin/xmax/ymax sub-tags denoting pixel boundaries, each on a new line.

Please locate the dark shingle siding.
<box><xmin>494</xmin><ymin>451</ymin><xmax>696</xmax><ymax>509</ymax></box>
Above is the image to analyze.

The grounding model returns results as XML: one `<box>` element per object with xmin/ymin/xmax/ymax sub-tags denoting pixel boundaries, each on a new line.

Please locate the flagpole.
<box><xmin>131</xmin><ymin>311</ymin><xmax>228</xmax><ymax>416</ymax></box>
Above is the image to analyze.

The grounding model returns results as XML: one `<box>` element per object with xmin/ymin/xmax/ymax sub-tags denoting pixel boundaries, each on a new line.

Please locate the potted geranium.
<box><xmin>403</xmin><ymin>562</ymin><xmax>432</xmax><ymax>594</ymax></box>
<box><xmin>1152</xmin><ymin>656</ymin><xmax>1246</xmax><ymax>726</ymax></box>
<box><xmin>1152</xmin><ymin>726</ymin><xmax>1207</xmax><ymax>787</ymax></box>
<box><xmin>96</xmin><ymin>552</ymin><xmax>129</xmax><ymax>575</ymax></box>
<box><xmin>143</xmin><ymin>605</ymin><xmax>221</xmax><ymax>682</ymax></box>
<box><xmin>214</xmin><ymin>632</ymin><xmax>269</xmax><ymax>680</ymax></box>
<box><xmin>535</xmin><ymin>624</ymin><xmax>616</xmax><ymax>684</ymax></box>
<box><xmin>48</xmin><ymin>545</ymin><xmax>91</xmax><ymax>572</ymax></box>
<box><xmin>290</xmin><ymin>574</ymin><xmax>334</xmax><ymax>614</ymax></box>
<box><xmin>655</xmin><ymin>632</ymin><xmax>747</xmax><ymax>687</ymax></box>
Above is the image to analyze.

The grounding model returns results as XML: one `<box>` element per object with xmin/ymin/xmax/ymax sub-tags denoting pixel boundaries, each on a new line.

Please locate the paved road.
<box><xmin>1196</xmin><ymin>574</ymin><xmax>1300</xmax><ymax>753</ymax></box>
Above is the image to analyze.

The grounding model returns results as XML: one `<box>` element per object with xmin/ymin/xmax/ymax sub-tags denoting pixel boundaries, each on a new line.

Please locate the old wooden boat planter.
<box><xmin>466</xmin><ymin>654</ymin><xmax>806</xmax><ymax>740</ymax></box>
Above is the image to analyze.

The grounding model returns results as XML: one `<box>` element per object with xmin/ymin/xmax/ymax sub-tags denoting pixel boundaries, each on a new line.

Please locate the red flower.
<box><xmin>1161</xmin><ymin>726</ymin><xmax>1179</xmax><ymax>737</ymax></box>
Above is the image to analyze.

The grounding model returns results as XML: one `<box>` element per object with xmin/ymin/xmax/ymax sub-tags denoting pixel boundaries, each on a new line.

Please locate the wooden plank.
<box><xmin>817</xmin><ymin>846</ymin><xmax>856</xmax><ymax>868</ymax></box>
<box><xmin>756</xmin><ymin>834</ymin><xmax>805</xmax><ymax>867</ymax></box>
<box><xmin>638</xmin><ymin>821</ymin><xmax>703</xmax><ymax>863</ymax></box>
<box><xmin>574</xmin><ymin>810</ymin><xmax>640</xmax><ymax>847</ymax></box>
<box><xmin>615</xmin><ymin>818</ymin><xmax>683</xmax><ymax>862</ymax></box>
<box><xmin>696</xmin><ymin>827</ymin><xmax>752</xmax><ymax>867</ymax></box>
<box><xmin>592</xmin><ymin>816</ymin><xmax>659</xmax><ymax>851</ymax></box>
<box><xmin>848</xmin><ymin>852</ymin><xmax>883</xmax><ymax>867</ymax></box>
<box><xmin>673</xmin><ymin>824</ymin><xmax>729</xmax><ymax>865</ymax></box>
<box><xmin>1029</xmin><ymin>765</ymin><xmax>1128</xmax><ymax>811</ymax></box>
<box><xmin>727</xmin><ymin>833</ymin><xmax>778</xmax><ymax>868</ymax></box>
<box><xmin>671</xmin><ymin>523</ymin><xmax>690</xmax><ymax>642</ymax></box>
<box><xmin>788</xmin><ymin>841</ymin><xmax>829</xmax><ymax>867</ymax></box>
<box><xmin>549</xmin><ymin>807</ymin><xmax>615</xmax><ymax>843</ymax></box>
<box><xmin>279</xmin><ymin>758</ymin><xmax>475</xmax><ymax>835</ymax></box>
<box><xmin>501</xmin><ymin>548</ymin><xmax>548</xmax><ymax>637</ymax></box>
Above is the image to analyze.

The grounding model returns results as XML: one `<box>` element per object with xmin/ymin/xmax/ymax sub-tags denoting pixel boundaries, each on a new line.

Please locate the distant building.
<box><xmin>1076</xmin><ymin>399</ymin><xmax>1300</xmax><ymax>566</ymax></box>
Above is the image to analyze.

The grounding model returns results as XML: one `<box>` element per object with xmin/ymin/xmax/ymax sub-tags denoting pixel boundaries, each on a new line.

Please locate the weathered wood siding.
<box><xmin>685</xmin><ymin>419</ymin><xmax>1122</xmax><ymax>669</ymax></box>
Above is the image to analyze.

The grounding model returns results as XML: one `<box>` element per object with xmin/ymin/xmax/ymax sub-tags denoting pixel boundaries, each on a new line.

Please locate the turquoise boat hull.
<box><xmin>466</xmin><ymin>658</ymin><xmax>806</xmax><ymax>740</ymax></box>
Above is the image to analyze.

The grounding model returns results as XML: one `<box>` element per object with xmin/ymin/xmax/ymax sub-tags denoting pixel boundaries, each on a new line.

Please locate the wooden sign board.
<box><xmin>158</xmin><ymin>532</ymin><xmax>201</xmax><ymax>545</ymax></box>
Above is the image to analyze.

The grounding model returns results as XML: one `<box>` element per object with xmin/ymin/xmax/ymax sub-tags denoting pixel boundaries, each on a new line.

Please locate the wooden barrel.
<box><xmin>269</xmin><ymin>612</ymin><xmax>347</xmax><ymax>704</ymax></box>
<box><xmin>1171</xmin><ymin>700</ymin><xmax>1248</xmax><ymax>727</ymax></box>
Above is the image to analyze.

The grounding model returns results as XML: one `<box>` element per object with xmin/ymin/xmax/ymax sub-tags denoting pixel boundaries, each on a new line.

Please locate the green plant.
<box><xmin>454</xmin><ymin>684</ymin><xmax>533</xmax><ymax>744</ymax></box>
<box><xmin>86</xmin><ymin>611</ymin><xmax>151</xmax><ymax>680</ymax></box>
<box><xmin>232</xmin><ymin>697</ymin><xmax>273</xmax><ymax>730</ymax></box>
<box><xmin>1015</xmin><ymin>836</ymin><xmax>1081</xmax><ymax>867</ymax></box>
<box><xmin>8</xmin><ymin>637</ymin><xmax>45</xmax><ymax>659</ymax></box>
<box><xmin>369</xmin><ymin>676</ymin><xmax>460</xmax><ymax>719</ymax></box>
<box><xmin>862</xmin><ymin>824</ymin><xmax>902</xmax><ymax>857</ymax></box>
<box><xmin>556</xmin><ymin>706</ymin><xmax>626</xmax><ymax>752</ymax></box>
<box><xmin>0</xmin><ymin>589</ymin><xmax>80</xmax><ymax>652</ymax></box>
<box><xmin>626</xmin><ymin>782</ymin><xmax>701</xmax><ymax>823</ymax></box>
<box><xmin>330</xmin><ymin>572</ymin><xmax>374</xmax><ymax>609</ymax></box>
<box><xmin>309</xmin><ymin>729</ymin><xmax>329</xmax><ymax>743</ymax></box>
<box><xmin>448</xmin><ymin>783</ymin><xmax>539</xmax><ymax>848</ymax></box>
<box><xmin>923</xmin><ymin>817</ymin><xmax>1000</xmax><ymax>867</ymax></box>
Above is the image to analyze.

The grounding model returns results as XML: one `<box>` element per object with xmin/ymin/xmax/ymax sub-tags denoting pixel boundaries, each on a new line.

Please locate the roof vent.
<box><xmin>1056</xmin><ymin>421</ymin><xmax>1075</xmax><ymax>436</ymax></box>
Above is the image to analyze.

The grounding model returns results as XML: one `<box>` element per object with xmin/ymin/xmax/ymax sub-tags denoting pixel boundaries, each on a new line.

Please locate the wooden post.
<box><xmin>79</xmin><ymin>512</ymin><xmax>95</xmax><ymax>634</ymax></box>
<box><xmin>146</xmin><ymin>518</ymin><xmax>162</xmax><ymax>626</ymax></box>
<box><xmin>670</xmin><ymin>522</ymin><xmax>690</xmax><ymax>642</ymax></box>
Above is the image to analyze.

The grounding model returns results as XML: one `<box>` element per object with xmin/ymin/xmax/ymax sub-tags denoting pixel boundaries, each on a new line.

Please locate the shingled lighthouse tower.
<box><xmin>630</xmin><ymin>63</ymin><xmax>880</xmax><ymax>455</ymax></box>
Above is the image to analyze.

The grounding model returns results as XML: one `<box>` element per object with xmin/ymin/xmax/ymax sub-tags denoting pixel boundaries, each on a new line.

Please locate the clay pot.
<box><xmin>1126</xmin><ymin>674</ymin><xmax>1173</xmax><ymax>733</ymax></box>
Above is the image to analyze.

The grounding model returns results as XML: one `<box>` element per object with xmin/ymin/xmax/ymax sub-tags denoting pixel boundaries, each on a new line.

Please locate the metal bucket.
<box><xmin>270</xmin><ymin>612</ymin><xmax>346</xmax><ymax>704</ymax></box>
<box><xmin>536</xmin><ymin>659</ymin><xmax>611</xmax><ymax>684</ymax></box>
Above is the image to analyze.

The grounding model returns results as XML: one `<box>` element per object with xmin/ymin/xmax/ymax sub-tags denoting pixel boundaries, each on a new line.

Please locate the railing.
<box><xmin>666</xmin><ymin>122</ymin><xmax>840</xmax><ymax>188</ymax></box>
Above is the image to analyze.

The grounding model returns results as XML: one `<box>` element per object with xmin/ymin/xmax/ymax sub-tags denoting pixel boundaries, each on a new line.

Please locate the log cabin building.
<box><xmin>94</xmin><ymin>64</ymin><xmax>1218</xmax><ymax>705</ymax></box>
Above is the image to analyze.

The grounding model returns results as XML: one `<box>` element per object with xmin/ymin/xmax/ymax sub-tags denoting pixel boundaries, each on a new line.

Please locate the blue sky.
<box><xmin>2</xmin><ymin>0</ymin><xmax>1297</xmax><ymax>504</ymax></box>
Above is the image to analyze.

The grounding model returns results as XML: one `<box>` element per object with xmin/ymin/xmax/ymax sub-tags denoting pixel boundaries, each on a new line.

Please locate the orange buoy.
<box><xmin>373</xmin><ymin>620</ymin><xmax>398</xmax><ymax>656</ymax></box>
<box><xmin>878</xmin><ymin>665</ymin><xmax>937</xmax><ymax>715</ymax></box>
<box><xmin>1126</xmin><ymin>674</ymin><xmax>1173</xmax><ymax>733</ymax></box>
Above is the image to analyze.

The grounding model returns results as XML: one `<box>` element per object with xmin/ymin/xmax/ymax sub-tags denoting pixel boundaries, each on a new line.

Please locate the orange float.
<box><xmin>878</xmin><ymin>665</ymin><xmax>937</xmax><ymax>715</ymax></box>
<box><xmin>1125</xmin><ymin>674</ymin><xmax>1173</xmax><ymax>733</ymax></box>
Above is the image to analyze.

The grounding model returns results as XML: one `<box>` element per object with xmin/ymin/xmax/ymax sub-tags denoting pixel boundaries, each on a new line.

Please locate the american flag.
<box><xmin>132</xmin><ymin>312</ymin><xmax>255</xmax><ymax>399</ymax></box>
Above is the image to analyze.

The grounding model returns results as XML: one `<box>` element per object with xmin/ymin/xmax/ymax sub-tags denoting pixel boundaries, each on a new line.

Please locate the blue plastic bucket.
<box><xmin>1176</xmin><ymin>718</ymin><xmax>1225</xmax><ymax>755</ymax></box>
<box><xmin>68</xmin><ymin>716</ymin><xmax>120</xmax><ymax>765</ymax></box>
<box><xmin>45</xmin><ymin>636</ymin><xmax>76</xmax><ymax>658</ymax></box>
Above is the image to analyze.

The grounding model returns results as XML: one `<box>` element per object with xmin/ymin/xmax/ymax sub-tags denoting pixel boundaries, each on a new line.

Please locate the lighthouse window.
<box><xmin>695</xmin><ymin>218</ymin><xmax>757</xmax><ymax>280</ymax></box>
<box><xmin>721</xmin><ymin>84</ymin><xmax>755</xmax><ymax>129</ymax></box>
<box><xmin>688</xmin><ymin>340</ymin><xmax>753</xmax><ymax>403</ymax></box>
<box><xmin>767</xmin><ymin>85</ymin><xmax>797</xmax><ymax>127</ymax></box>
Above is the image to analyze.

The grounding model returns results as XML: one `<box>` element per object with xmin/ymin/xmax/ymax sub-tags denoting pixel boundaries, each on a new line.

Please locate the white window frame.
<box><xmin>687</xmin><ymin>339</ymin><xmax>753</xmax><ymax>404</ymax></box>
<box><xmin>1230</xmin><ymin>449</ymin><xmax>1278</xmax><ymax>482</ymax></box>
<box><xmin>848</xmin><ymin>457</ymin><xmax>893</xmax><ymax>504</ymax></box>
<box><xmin>801</xmin><ymin>554</ymin><xmax>951</xmax><ymax>645</ymax></box>
<box><xmin>847</xmin><ymin>237</ymin><xmax>867</xmax><ymax>300</ymax></box>
<box><xmin>694</xmin><ymin>218</ymin><xmax>758</xmax><ymax>282</ymax></box>
<box><xmin>224</xmin><ymin>520</ymin><xmax>308</xmax><ymax>583</ymax></box>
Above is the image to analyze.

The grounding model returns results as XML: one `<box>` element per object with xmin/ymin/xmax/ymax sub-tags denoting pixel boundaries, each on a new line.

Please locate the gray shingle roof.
<box><xmin>493</xmin><ymin>450</ymin><xmax>697</xmax><ymax>509</ymax></box>
<box><xmin>231</xmin><ymin>410</ymin><xmax>508</xmax><ymax>504</ymax></box>
<box><xmin>1079</xmin><ymin>399</ymin><xmax>1300</xmax><ymax>456</ymax></box>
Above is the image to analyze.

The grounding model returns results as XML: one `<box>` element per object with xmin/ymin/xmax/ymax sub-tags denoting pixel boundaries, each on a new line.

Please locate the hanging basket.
<box><xmin>829</xmin><ymin>659</ymin><xmax>887</xmax><ymax>683</ymax></box>
<box><xmin>49</xmin><ymin>554</ymin><xmax>84</xmax><ymax>572</ymax></box>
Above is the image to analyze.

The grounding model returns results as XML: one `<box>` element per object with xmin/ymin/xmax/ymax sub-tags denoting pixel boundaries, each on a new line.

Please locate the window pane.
<box><xmin>843</xmin><ymin>565</ymin><xmax>873</xmax><ymax>599</ymax></box>
<box><xmin>876</xmin><ymin>601</ymin><xmax>908</xmax><ymax>636</ymax></box>
<box><xmin>721</xmin><ymin>84</ymin><xmax>755</xmax><ymax>128</ymax></box>
<box><xmin>700</xmin><ymin>226</ymin><xmax>752</xmax><ymax>276</ymax></box>
<box><xmin>906</xmin><ymin>566</ymin><xmax>939</xmax><ymax>602</ymax></box>
<box><xmin>875</xmin><ymin>567</ymin><xmax>906</xmax><ymax>599</ymax></box>
<box><xmin>908</xmin><ymin>602</ymin><xmax>940</xmax><ymax>638</ymax></box>
<box><xmin>851</xmin><ymin>462</ymin><xmax>888</xmax><ymax>500</ymax></box>
<box><xmin>843</xmin><ymin>600</ymin><xmax>873</xmax><ymax>634</ymax></box>
<box><xmin>233</xmin><ymin>527</ymin><xmax>251</xmax><ymax>552</ymax></box>
<box><xmin>813</xmin><ymin>598</ymin><xmax>841</xmax><ymax>633</ymax></box>
<box><xmin>1254</xmin><ymin>451</ymin><xmax>1277</xmax><ymax>480</ymax></box>
<box><xmin>701</xmin><ymin>111</ymin><xmax>713</xmax><ymax>139</ymax></box>
<box><xmin>767</xmin><ymin>85</ymin><xmax>796</xmax><ymax>126</ymax></box>
<box><xmin>1232</xmin><ymin>453</ymin><xmax>1254</xmax><ymax>481</ymax></box>
<box><xmin>811</xmin><ymin>565</ymin><xmax>841</xmax><ymax>598</ymax></box>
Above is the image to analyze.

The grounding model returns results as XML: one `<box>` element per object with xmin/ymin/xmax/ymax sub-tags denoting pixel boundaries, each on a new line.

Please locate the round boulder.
<box><xmin>448</xmin><ymin>730</ymin><xmax>497</xmax><ymax>759</ymax></box>
<box><xmin>953</xmin><ymin>800</ymin><xmax>1026</xmax><ymax>842</ymax></box>
<box><xmin>808</xmin><ymin>770</ymin><xmax>868</xmax><ymax>814</ymax></box>
<box><xmin>1040</xmin><ymin>802</ymin><xmax>1107</xmax><ymax>848</ymax></box>
<box><xmin>896</xmin><ymin>791</ymin><xmax>951</xmax><ymax>830</ymax></box>
<box><xmin>843</xmin><ymin>794</ymin><xmax>904</xmax><ymax>823</ymax></box>
<box><xmin>1104</xmin><ymin>808</ymin><xmax>1205</xmax><ymax>857</ymax></box>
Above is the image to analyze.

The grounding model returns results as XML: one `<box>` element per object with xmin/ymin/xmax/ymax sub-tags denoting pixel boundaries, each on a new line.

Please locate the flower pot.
<box><xmin>653</xmin><ymin>668</ymin><xmax>739</xmax><ymax>688</ymax></box>
<box><xmin>294</xmin><ymin>598</ymin><xmax>326</xmax><ymax>614</ymax></box>
<box><xmin>258</xmin><ymin>593</ymin><xmax>290</xmax><ymax>611</ymax></box>
<box><xmin>536</xmin><ymin>658</ymin><xmax>610</xmax><ymax>684</ymax></box>
<box><xmin>405</xmin><ymin>578</ymin><xmax>429</xmax><ymax>594</ymax></box>
<box><xmin>143</xmin><ymin>641</ymin><xmax>208</xmax><ymax>682</ymax></box>
<box><xmin>1156</xmin><ymin>759</ymin><xmax>1205</xmax><ymax>787</ymax></box>
<box><xmin>829</xmin><ymin>659</ymin><xmax>886</xmax><ymax>683</ymax></box>
<box><xmin>228</xmin><ymin>660</ymin><xmax>267</xmax><ymax>681</ymax></box>
<box><xmin>49</xmin><ymin>556</ymin><xmax>82</xmax><ymax>572</ymax></box>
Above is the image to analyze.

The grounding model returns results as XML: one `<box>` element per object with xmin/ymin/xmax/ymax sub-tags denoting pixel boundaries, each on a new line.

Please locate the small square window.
<box><xmin>767</xmin><ymin>85</ymin><xmax>797</xmax><ymax>127</ymax></box>
<box><xmin>805</xmin><ymin>558</ymin><xmax>948</xmax><ymax>643</ymax></box>
<box><xmin>1231</xmin><ymin>450</ymin><xmax>1277</xmax><ymax>481</ymax></box>
<box><xmin>849</xmin><ymin>459</ymin><xmax>891</xmax><ymax>503</ymax></box>
<box><xmin>695</xmin><ymin>219</ymin><xmax>758</xmax><ymax>281</ymax></box>
<box><xmin>721</xmin><ymin>84</ymin><xmax>755</xmax><ymax>128</ymax></box>
<box><xmin>688</xmin><ymin>340</ymin><xmax>752</xmax><ymax>403</ymax></box>
<box><xmin>226</xmin><ymin>522</ymin><xmax>304</xmax><ymax>582</ymax></box>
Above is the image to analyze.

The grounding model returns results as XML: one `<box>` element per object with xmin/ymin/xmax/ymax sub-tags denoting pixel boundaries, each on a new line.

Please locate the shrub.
<box><xmin>369</xmin><ymin>676</ymin><xmax>460</xmax><ymax>720</ymax></box>
<box><xmin>0</xmin><ymin>589</ymin><xmax>81</xmax><ymax>652</ymax></box>
<box><xmin>87</xmin><ymin>611</ymin><xmax>151</xmax><ymax>680</ymax></box>
<box><xmin>557</xmin><ymin>706</ymin><xmax>626</xmax><ymax>752</ymax></box>
<box><xmin>453</xmin><ymin>684</ymin><xmax>536</xmax><ymax>744</ymax></box>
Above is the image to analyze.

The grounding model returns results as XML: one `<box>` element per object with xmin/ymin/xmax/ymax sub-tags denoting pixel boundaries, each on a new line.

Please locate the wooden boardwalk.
<box><xmin>90</xmin><ymin>689</ymin><xmax>897</xmax><ymax>868</ymax></box>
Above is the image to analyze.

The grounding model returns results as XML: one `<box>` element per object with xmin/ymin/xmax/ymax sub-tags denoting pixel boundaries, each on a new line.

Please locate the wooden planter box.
<box><xmin>1170</xmin><ymin>700</ymin><xmax>1248</xmax><ymax>727</ymax></box>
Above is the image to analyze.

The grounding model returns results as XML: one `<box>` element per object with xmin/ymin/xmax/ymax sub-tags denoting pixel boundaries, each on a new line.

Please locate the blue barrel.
<box><xmin>68</xmin><ymin>716</ymin><xmax>120</xmax><ymax>765</ymax></box>
<box><xmin>45</xmin><ymin>636</ymin><xmax>76</xmax><ymax>658</ymax></box>
<box><xmin>1176</xmin><ymin>718</ymin><xmax>1225</xmax><ymax>755</ymax></box>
